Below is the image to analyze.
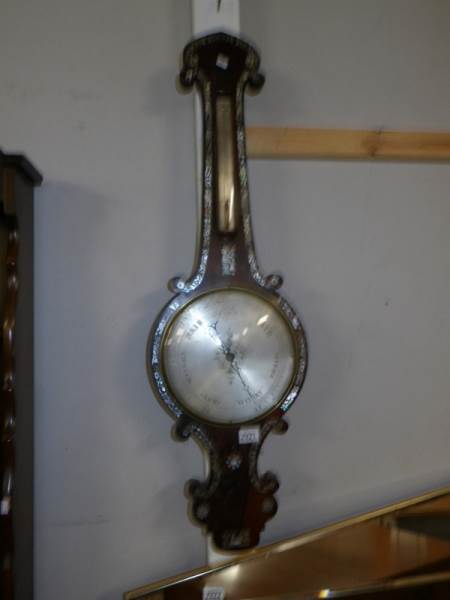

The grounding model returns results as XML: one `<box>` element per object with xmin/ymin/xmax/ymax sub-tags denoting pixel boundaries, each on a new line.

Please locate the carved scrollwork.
<box><xmin>0</xmin><ymin>219</ymin><xmax>19</xmax><ymax>596</ymax></box>
<box><xmin>169</xmin><ymin>410</ymin><xmax>290</xmax><ymax>549</ymax></box>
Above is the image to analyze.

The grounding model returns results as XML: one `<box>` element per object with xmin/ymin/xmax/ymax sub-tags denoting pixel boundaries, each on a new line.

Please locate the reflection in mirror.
<box><xmin>125</xmin><ymin>485</ymin><xmax>450</xmax><ymax>600</ymax></box>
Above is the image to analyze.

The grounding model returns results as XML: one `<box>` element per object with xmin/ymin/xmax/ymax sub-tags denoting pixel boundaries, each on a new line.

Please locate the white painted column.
<box><xmin>192</xmin><ymin>0</ymin><xmax>240</xmax><ymax>33</ymax></box>
<box><xmin>191</xmin><ymin>0</ymin><xmax>241</xmax><ymax>568</ymax></box>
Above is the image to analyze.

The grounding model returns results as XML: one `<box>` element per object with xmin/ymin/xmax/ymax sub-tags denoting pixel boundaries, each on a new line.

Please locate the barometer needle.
<box><xmin>229</xmin><ymin>359</ymin><xmax>258</xmax><ymax>402</ymax></box>
<box><xmin>207</xmin><ymin>321</ymin><xmax>257</xmax><ymax>401</ymax></box>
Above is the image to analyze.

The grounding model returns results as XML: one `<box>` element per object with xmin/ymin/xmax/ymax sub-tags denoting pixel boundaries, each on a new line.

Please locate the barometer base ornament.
<box><xmin>173</xmin><ymin>414</ymin><xmax>288</xmax><ymax>549</ymax></box>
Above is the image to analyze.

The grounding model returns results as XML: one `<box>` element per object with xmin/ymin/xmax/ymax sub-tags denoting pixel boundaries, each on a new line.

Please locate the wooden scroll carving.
<box><xmin>0</xmin><ymin>215</ymin><xmax>18</xmax><ymax>599</ymax></box>
<box><xmin>0</xmin><ymin>151</ymin><xmax>41</xmax><ymax>600</ymax></box>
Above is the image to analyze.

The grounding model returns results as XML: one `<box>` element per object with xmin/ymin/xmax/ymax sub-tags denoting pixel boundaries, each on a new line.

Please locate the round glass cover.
<box><xmin>162</xmin><ymin>289</ymin><xmax>296</xmax><ymax>424</ymax></box>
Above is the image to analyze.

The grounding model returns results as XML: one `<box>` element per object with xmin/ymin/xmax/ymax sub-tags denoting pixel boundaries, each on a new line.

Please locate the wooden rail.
<box><xmin>246</xmin><ymin>127</ymin><xmax>450</xmax><ymax>161</ymax></box>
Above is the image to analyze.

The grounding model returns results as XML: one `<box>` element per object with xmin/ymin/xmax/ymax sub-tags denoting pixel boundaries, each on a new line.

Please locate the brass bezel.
<box><xmin>155</xmin><ymin>285</ymin><xmax>303</xmax><ymax>429</ymax></box>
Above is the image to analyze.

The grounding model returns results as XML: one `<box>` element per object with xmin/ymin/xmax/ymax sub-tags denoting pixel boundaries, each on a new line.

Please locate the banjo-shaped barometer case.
<box><xmin>147</xmin><ymin>32</ymin><xmax>307</xmax><ymax>550</ymax></box>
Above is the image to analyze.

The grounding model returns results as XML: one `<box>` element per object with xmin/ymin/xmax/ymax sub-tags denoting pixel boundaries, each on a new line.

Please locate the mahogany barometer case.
<box><xmin>147</xmin><ymin>33</ymin><xmax>308</xmax><ymax>550</ymax></box>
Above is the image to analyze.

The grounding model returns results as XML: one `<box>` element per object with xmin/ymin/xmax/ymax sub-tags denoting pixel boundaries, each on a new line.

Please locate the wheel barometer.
<box><xmin>147</xmin><ymin>33</ymin><xmax>307</xmax><ymax>550</ymax></box>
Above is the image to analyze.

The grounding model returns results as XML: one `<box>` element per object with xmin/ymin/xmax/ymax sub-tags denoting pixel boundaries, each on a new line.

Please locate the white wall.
<box><xmin>1</xmin><ymin>1</ymin><xmax>203</xmax><ymax>598</ymax></box>
<box><xmin>241</xmin><ymin>0</ymin><xmax>450</xmax><ymax>543</ymax></box>
<box><xmin>1</xmin><ymin>0</ymin><xmax>450</xmax><ymax>598</ymax></box>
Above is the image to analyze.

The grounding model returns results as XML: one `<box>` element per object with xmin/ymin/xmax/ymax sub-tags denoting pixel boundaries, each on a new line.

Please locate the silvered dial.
<box><xmin>162</xmin><ymin>289</ymin><xmax>296</xmax><ymax>424</ymax></box>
